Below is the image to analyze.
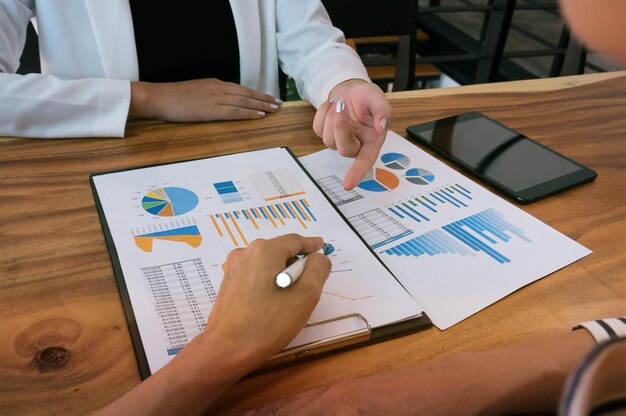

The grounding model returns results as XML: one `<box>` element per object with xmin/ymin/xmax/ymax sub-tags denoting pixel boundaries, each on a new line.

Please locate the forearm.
<box><xmin>94</xmin><ymin>334</ymin><xmax>258</xmax><ymax>416</ymax></box>
<box><xmin>0</xmin><ymin>74</ymin><xmax>129</xmax><ymax>138</ymax></box>
<box><xmin>352</xmin><ymin>329</ymin><xmax>596</xmax><ymax>415</ymax></box>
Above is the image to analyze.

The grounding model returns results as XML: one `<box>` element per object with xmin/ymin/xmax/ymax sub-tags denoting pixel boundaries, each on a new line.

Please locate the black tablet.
<box><xmin>406</xmin><ymin>112</ymin><xmax>598</xmax><ymax>203</ymax></box>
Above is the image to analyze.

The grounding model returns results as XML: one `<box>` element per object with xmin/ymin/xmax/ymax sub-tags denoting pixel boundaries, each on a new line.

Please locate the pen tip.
<box><xmin>321</xmin><ymin>243</ymin><xmax>335</xmax><ymax>256</ymax></box>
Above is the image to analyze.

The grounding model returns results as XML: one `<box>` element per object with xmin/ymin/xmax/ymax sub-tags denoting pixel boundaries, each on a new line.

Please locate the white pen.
<box><xmin>274</xmin><ymin>243</ymin><xmax>332</xmax><ymax>289</ymax></box>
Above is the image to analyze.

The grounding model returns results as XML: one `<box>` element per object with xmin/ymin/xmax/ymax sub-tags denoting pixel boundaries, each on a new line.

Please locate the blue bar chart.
<box><xmin>209</xmin><ymin>198</ymin><xmax>317</xmax><ymax>246</ymax></box>
<box><xmin>387</xmin><ymin>183</ymin><xmax>473</xmax><ymax>223</ymax></box>
<box><xmin>382</xmin><ymin>208</ymin><xmax>531</xmax><ymax>264</ymax></box>
<box><xmin>213</xmin><ymin>181</ymin><xmax>243</xmax><ymax>204</ymax></box>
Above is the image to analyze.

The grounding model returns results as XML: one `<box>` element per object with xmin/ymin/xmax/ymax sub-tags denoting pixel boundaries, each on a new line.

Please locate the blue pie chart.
<box><xmin>141</xmin><ymin>187</ymin><xmax>199</xmax><ymax>216</ymax></box>
<box><xmin>381</xmin><ymin>152</ymin><xmax>411</xmax><ymax>170</ymax></box>
<box><xmin>405</xmin><ymin>168</ymin><xmax>435</xmax><ymax>185</ymax></box>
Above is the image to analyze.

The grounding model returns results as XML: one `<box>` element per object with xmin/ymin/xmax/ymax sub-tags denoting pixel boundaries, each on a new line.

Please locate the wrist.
<box><xmin>186</xmin><ymin>330</ymin><xmax>263</xmax><ymax>381</ymax></box>
<box><xmin>328</xmin><ymin>78</ymin><xmax>368</xmax><ymax>100</ymax></box>
<box><xmin>129</xmin><ymin>81</ymin><xmax>155</xmax><ymax>119</ymax></box>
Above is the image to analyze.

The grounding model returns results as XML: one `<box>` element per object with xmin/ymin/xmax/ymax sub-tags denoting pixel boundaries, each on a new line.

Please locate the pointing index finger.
<box><xmin>342</xmin><ymin>138</ymin><xmax>384</xmax><ymax>190</ymax></box>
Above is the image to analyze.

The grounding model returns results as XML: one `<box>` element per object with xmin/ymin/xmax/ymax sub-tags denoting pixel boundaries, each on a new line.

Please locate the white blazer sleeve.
<box><xmin>0</xmin><ymin>0</ymin><xmax>130</xmax><ymax>138</ymax></box>
<box><xmin>275</xmin><ymin>0</ymin><xmax>370</xmax><ymax>108</ymax></box>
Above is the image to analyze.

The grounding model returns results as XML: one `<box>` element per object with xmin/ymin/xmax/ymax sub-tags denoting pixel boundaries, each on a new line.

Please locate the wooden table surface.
<box><xmin>1</xmin><ymin>72</ymin><xmax>625</xmax><ymax>415</ymax></box>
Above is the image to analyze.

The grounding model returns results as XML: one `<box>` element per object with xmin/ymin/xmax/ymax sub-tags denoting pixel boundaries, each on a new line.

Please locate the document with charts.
<box><xmin>91</xmin><ymin>147</ymin><xmax>427</xmax><ymax>378</ymax></box>
<box><xmin>300</xmin><ymin>131</ymin><xmax>592</xmax><ymax>329</ymax></box>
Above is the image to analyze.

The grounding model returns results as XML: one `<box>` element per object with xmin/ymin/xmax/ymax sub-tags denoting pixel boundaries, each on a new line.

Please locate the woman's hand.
<box><xmin>94</xmin><ymin>234</ymin><xmax>331</xmax><ymax>416</ymax></box>
<box><xmin>129</xmin><ymin>78</ymin><xmax>282</xmax><ymax>122</ymax></box>
<box><xmin>204</xmin><ymin>234</ymin><xmax>332</xmax><ymax>367</ymax></box>
<box><xmin>313</xmin><ymin>79</ymin><xmax>393</xmax><ymax>190</ymax></box>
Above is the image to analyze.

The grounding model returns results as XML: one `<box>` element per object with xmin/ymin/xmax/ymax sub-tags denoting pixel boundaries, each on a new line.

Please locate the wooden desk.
<box><xmin>1</xmin><ymin>72</ymin><xmax>624</xmax><ymax>415</ymax></box>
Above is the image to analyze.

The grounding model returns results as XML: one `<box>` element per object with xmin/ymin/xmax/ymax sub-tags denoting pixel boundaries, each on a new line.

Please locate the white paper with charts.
<box><xmin>300</xmin><ymin>131</ymin><xmax>592</xmax><ymax>329</ymax></box>
<box><xmin>91</xmin><ymin>148</ymin><xmax>424</xmax><ymax>375</ymax></box>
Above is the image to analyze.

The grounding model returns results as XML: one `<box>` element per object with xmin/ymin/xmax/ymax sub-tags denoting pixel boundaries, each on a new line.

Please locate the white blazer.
<box><xmin>0</xmin><ymin>0</ymin><xmax>368</xmax><ymax>138</ymax></box>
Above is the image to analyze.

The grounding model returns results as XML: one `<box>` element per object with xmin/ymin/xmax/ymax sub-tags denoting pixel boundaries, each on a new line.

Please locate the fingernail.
<box><xmin>257</xmin><ymin>111</ymin><xmax>266</xmax><ymax>117</ymax></box>
<box><xmin>335</xmin><ymin>97</ymin><xmax>345</xmax><ymax>113</ymax></box>
<box><xmin>243</xmin><ymin>411</ymin><xmax>256</xmax><ymax>416</ymax></box>
<box><xmin>270</xmin><ymin>103</ymin><xmax>279</xmax><ymax>110</ymax></box>
<box><xmin>275</xmin><ymin>98</ymin><xmax>283</xmax><ymax>105</ymax></box>
<box><xmin>328</xmin><ymin>96</ymin><xmax>340</xmax><ymax>104</ymax></box>
<box><xmin>380</xmin><ymin>118</ymin><xmax>388</xmax><ymax>130</ymax></box>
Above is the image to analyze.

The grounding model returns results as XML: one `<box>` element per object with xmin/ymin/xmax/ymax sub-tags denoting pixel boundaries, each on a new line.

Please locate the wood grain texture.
<box><xmin>0</xmin><ymin>72</ymin><xmax>624</xmax><ymax>415</ymax></box>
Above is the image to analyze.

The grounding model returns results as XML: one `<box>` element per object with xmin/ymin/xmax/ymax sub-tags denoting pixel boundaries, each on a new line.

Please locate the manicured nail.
<box><xmin>328</xmin><ymin>96</ymin><xmax>340</xmax><ymax>104</ymax></box>
<box><xmin>257</xmin><ymin>111</ymin><xmax>266</xmax><ymax>117</ymax></box>
<box><xmin>270</xmin><ymin>103</ymin><xmax>279</xmax><ymax>110</ymax></box>
<box><xmin>380</xmin><ymin>118</ymin><xmax>388</xmax><ymax>130</ymax></box>
<box><xmin>335</xmin><ymin>97</ymin><xmax>345</xmax><ymax>113</ymax></box>
<box><xmin>275</xmin><ymin>98</ymin><xmax>284</xmax><ymax>105</ymax></box>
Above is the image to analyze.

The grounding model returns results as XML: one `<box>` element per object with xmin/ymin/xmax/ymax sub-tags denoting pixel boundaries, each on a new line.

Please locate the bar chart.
<box><xmin>317</xmin><ymin>175</ymin><xmax>364</xmax><ymax>206</ymax></box>
<box><xmin>387</xmin><ymin>183</ymin><xmax>473</xmax><ymax>223</ymax></box>
<box><xmin>209</xmin><ymin>198</ymin><xmax>317</xmax><ymax>246</ymax></box>
<box><xmin>349</xmin><ymin>208</ymin><xmax>413</xmax><ymax>249</ymax></box>
<box><xmin>382</xmin><ymin>208</ymin><xmax>531</xmax><ymax>264</ymax></box>
<box><xmin>213</xmin><ymin>181</ymin><xmax>243</xmax><ymax>204</ymax></box>
<box><xmin>249</xmin><ymin>169</ymin><xmax>305</xmax><ymax>201</ymax></box>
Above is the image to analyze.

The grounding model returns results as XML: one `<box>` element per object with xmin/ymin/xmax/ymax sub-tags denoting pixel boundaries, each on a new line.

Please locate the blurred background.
<box><xmin>17</xmin><ymin>0</ymin><xmax>624</xmax><ymax>100</ymax></box>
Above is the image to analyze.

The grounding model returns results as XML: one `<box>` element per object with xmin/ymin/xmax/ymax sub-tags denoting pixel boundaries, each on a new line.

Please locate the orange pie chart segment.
<box><xmin>375</xmin><ymin>168</ymin><xmax>400</xmax><ymax>190</ymax></box>
<box><xmin>358</xmin><ymin>168</ymin><xmax>400</xmax><ymax>192</ymax></box>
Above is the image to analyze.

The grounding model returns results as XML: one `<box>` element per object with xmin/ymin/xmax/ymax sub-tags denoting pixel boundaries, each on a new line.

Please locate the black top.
<box><xmin>129</xmin><ymin>0</ymin><xmax>240</xmax><ymax>83</ymax></box>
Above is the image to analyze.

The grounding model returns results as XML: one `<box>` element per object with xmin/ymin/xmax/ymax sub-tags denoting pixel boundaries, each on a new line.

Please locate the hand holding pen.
<box><xmin>275</xmin><ymin>243</ymin><xmax>334</xmax><ymax>289</ymax></box>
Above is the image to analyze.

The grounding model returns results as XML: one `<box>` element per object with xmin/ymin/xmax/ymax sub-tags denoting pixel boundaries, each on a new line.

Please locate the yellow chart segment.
<box><xmin>134</xmin><ymin>234</ymin><xmax>202</xmax><ymax>252</ymax></box>
<box><xmin>133</xmin><ymin>223</ymin><xmax>202</xmax><ymax>252</ymax></box>
<box><xmin>264</xmin><ymin>191</ymin><xmax>306</xmax><ymax>201</ymax></box>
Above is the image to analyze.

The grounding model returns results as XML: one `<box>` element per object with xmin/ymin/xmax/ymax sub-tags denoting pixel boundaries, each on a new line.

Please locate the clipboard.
<box><xmin>263</xmin><ymin>312</ymin><xmax>431</xmax><ymax>370</ymax></box>
<box><xmin>90</xmin><ymin>146</ymin><xmax>432</xmax><ymax>379</ymax></box>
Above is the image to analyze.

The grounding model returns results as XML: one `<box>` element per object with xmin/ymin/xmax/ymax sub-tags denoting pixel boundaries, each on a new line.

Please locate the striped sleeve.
<box><xmin>573</xmin><ymin>317</ymin><xmax>626</xmax><ymax>343</ymax></box>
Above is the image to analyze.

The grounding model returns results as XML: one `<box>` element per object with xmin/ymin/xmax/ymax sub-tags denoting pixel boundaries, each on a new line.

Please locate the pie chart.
<box><xmin>405</xmin><ymin>168</ymin><xmax>435</xmax><ymax>185</ymax></box>
<box><xmin>141</xmin><ymin>187</ymin><xmax>199</xmax><ymax>216</ymax></box>
<box><xmin>358</xmin><ymin>168</ymin><xmax>400</xmax><ymax>192</ymax></box>
<box><xmin>381</xmin><ymin>152</ymin><xmax>411</xmax><ymax>170</ymax></box>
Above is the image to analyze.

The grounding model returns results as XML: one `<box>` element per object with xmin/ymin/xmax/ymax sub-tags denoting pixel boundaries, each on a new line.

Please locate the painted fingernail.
<box><xmin>380</xmin><ymin>118</ymin><xmax>388</xmax><ymax>130</ymax></box>
<box><xmin>328</xmin><ymin>96</ymin><xmax>340</xmax><ymax>104</ymax></box>
<box><xmin>335</xmin><ymin>97</ymin><xmax>345</xmax><ymax>113</ymax></box>
<box><xmin>275</xmin><ymin>98</ymin><xmax>284</xmax><ymax>105</ymax></box>
<box><xmin>257</xmin><ymin>111</ymin><xmax>266</xmax><ymax>117</ymax></box>
<box><xmin>270</xmin><ymin>104</ymin><xmax>279</xmax><ymax>110</ymax></box>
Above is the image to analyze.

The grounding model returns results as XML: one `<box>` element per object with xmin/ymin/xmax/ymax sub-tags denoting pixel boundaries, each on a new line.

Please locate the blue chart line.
<box><xmin>382</xmin><ymin>208</ymin><xmax>531</xmax><ymax>264</ymax></box>
<box><xmin>387</xmin><ymin>183</ymin><xmax>472</xmax><ymax>223</ymax></box>
<box><xmin>214</xmin><ymin>181</ymin><xmax>243</xmax><ymax>204</ymax></box>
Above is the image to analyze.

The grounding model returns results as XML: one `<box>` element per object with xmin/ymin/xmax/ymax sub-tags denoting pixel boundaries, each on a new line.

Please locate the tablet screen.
<box><xmin>409</xmin><ymin>113</ymin><xmax>583</xmax><ymax>192</ymax></box>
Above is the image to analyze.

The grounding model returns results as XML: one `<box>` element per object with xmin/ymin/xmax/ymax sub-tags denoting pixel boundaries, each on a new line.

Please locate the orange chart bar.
<box><xmin>210</xmin><ymin>199</ymin><xmax>317</xmax><ymax>246</ymax></box>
